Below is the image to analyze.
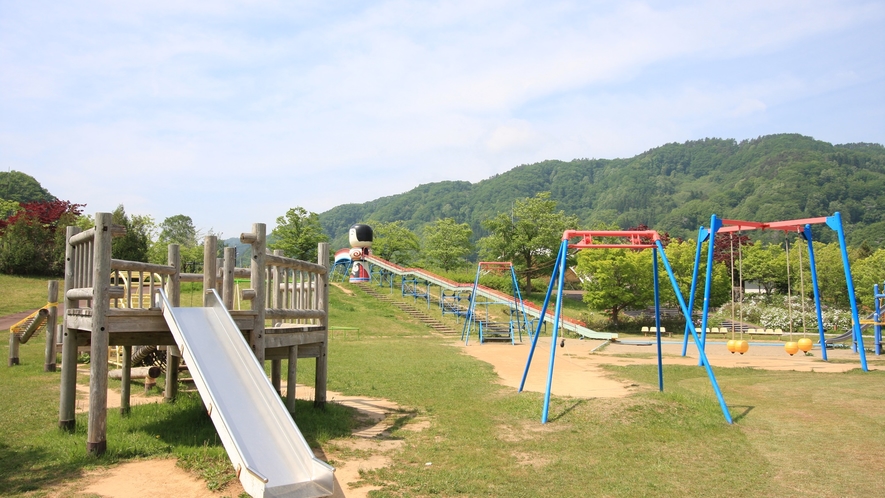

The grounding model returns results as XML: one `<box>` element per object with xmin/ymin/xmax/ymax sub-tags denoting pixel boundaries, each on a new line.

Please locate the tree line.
<box><xmin>5</xmin><ymin>155</ymin><xmax>885</xmax><ymax>330</ymax></box>
<box><xmin>319</xmin><ymin>134</ymin><xmax>885</xmax><ymax>248</ymax></box>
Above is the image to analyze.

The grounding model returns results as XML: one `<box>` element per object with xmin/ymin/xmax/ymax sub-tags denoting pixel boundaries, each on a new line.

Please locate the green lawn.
<box><xmin>2</xmin><ymin>279</ymin><xmax>884</xmax><ymax>497</ymax></box>
<box><xmin>0</xmin><ymin>274</ymin><xmax>54</xmax><ymax>316</ymax></box>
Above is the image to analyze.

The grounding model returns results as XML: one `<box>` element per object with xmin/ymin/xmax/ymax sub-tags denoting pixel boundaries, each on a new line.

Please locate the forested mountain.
<box><xmin>319</xmin><ymin>134</ymin><xmax>885</xmax><ymax>248</ymax></box>
<box><xmin>0</xmin><ymin>171</ymin><xmax>56</xmax><ymax>203</ymax></box>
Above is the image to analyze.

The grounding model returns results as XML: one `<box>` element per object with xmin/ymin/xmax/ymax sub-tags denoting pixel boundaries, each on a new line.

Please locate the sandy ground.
<box><xmin>55</xmin><ymin>378</ymin><xmax>411</xmax><ymax>498</ymax></box>
<box><xmin>460</xmin><ymin>335</ymin><xmax>873</xmax><ymax>400</ymax></box>
<box><xmin>23</xmin><ymin>320</ymin><xmax>875</xmax><ymax>497</ymax></box>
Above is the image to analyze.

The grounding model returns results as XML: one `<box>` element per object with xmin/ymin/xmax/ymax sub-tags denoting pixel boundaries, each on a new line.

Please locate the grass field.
<box><xmin>1</xmin><ymin>278</ymin><xmax>884</xmax><ymax>497</ymax></box>
<box><xmin>0</xmin><ymin>275</ymin><xmax>54</xmax><ymax>316</ymax></box>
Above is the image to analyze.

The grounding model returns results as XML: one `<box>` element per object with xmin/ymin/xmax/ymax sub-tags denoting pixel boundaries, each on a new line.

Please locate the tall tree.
<box><xmin>0</xmin><ymin>200</ymin><xmax>83</xmax><ymax>275</ymax></box>
<box><xmin>111</xmin><ymin>205</ymin><xmax>154</xmax><ymax>263</ymax></box>
<box><xmin>741</xmin><ymin>241</ymin><xmax>786</xmax><ymax>295</ymax></box>
<box><xmin>851</xmin><ymin>247</ymin><xmax>885</xmax><ymax>308</ymax></box>
<box><xmin>158</xmin><ymin>214</ymin><xmax>198</xmax><ymax>246</ymax></box>
<box><xmin>422</xmin><ymin>218</ymin><xmax>472</xmax><ymax>271</ymax></box>
<box><xmin>659</xmin><ymin>238</ymin><xmax>730</xmax><ymax>310</ymax></box>
<box><xmin>270</xmin><ymin>207</ymin><xmax>328</xmax><ymax>262</ymax></box>
<box><xmin>479</xmin><ymin>192</ymin><xmax>578</xmax><ymax>292</ymax></box>
<box><xmin>370</xmin><ymin>221</ymin><xmax>419</xmax><ymax>266</ymax></box>
<box><xmin>576</xmin><ymin>247</ymin><xmax>653</xmax><ymax>326</ymax></box>
<box><xmin>0</xmin><ymin>199</ymin><xmax>21</xmax><ymax>219</ymax></box>
<box><xmin>150</xmin><ymin>214</ymin><xmax>202</xmax><ymax>267</ymax></box>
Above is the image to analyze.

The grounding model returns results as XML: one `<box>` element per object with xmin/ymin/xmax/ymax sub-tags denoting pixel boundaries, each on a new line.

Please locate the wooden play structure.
<box><xmin>7</xmin><ymin>281</ymin><xmax>59</xmax><ymax>370</ymax></box>
<box><xmin>58</xmin><ymin>212</ymin><xmax>330</xmax><ymax>456</ymax></box>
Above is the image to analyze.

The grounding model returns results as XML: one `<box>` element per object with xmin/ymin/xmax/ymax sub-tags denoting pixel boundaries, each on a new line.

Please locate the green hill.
<box><xmin>320</xmin><ymin>134</ymin><xmax>885</xmax><ymax>247</ymax></box>
<box><xmin>0</xmin><ymin>171</ymin><xmax>56</xmax><ymax>204</ymax></box>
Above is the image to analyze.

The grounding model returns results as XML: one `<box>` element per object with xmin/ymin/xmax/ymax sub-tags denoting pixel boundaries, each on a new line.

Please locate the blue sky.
<box><xmin>1</xmin><ymin>1</ymin><xmax>883</xmax><ymax>239</ymax></box>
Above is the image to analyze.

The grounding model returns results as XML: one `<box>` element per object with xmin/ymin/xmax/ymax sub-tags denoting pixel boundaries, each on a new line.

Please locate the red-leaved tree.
<box><xmin>0</xmin><ymin>200</ymin><xmax>84</xmax><ymax>275</ymax></box>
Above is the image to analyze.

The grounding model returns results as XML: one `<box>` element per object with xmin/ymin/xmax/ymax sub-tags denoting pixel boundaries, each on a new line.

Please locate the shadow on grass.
<box><xmin>0</xmin><ymin>442</ymin><xmax>87</xmax><ymax>495</ymax></box>
<box><xmin>375</xmin><ymin>410</ymin><xmax>419</xmax><ymax>440</ymax></box>
<box><xmin>729</xmin><ymin>405</ymin><xmax>755</xmax><ymax>422</ymax></box>
<box><xmin>136</xmin><ymin>393</ymin><xmax>356</xmax><ymax>450</ymax></box>
<box><xmin>548</xmin><ymin>399</ymin><xmax>587</xmax><ymax>423</ymax></box>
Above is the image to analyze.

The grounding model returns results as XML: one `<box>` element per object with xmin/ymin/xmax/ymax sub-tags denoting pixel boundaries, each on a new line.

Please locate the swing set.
<box><xmin>519</xmin><ymin>230</ymin><xmax>734</xmax><ymax>424</ymax></box>
<box><xmin>687</xmin><ymin>212</ymin><xmax>869</xmax><ymax>372</ymax></box>
<box><xmin>462</xmin><ymin>262</ymin><xmax>530</xmax><ymax>345</ymax></box>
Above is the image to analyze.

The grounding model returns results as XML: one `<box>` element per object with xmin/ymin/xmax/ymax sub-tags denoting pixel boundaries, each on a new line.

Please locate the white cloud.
<box><xmin>1</xmin><ymin>0</ymin><xmax>883</xmax><ymax>237</ymax></box>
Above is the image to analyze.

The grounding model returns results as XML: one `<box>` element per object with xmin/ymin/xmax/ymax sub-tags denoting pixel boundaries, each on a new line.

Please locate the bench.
<box><xmin>641</xmin><ymin>326</ymin><xmax>670</xmax><ymax>337</ymax></box>
<box><xmin>747</xmin><ymin>328</ymin><xmax>784</xmax><ymax>339</ymax></box>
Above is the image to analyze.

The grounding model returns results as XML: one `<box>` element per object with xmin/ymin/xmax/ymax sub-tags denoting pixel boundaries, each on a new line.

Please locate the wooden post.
<box><xmin>273</xmin><ymin>249</ymin><xmax>285</xmax><ymax>309</ymax></box>
<box><xmin>286</xmin><ymin>345</ymin><xmax>298</xmax><ymax>413</ymax></box>
<box><xmin>271</xmin><ymin>360</ymin><xmax>282</xmax><ymax>395</ymax></box>
<box><xmin>203</xmin><ymin>236</ymin><xmax>217</xmax><ymax>306</ymax></box>
<box><xmin>8</xmin><ymin>332</ymin><xmax>19</xmax><ymax>366</ymax></box>
<box><xmin>243</xmin><ymin>224</ymin><xmax>266</xmax><ymax>363</ymax></box>
<box><xmin>87</xmin><ymin>212</ymin><xmax>112</xmax><ymax>456</ymax></box>
<box><xmin>215</xmin><ymin>257</ymin><xmax>224</xmax><ymax>294</ymax></box>
<box><xmin>44</xmin><ymin>280</ymin><xmax>59</xmax><ymax>371</ymax></box>
<box><xmin>315</xmin><ymin>242</ymin><xmax>329</xmax><ymax>408</ymax></box>
<box><xmin>120</xmin><ymin>345</ymin><xmax>132</xmax><ymax>416</ymax></box>
<box><xmin>222</xmin><ymin>247</ymin><xmax>236</xmax><ymax>310</ymax></box>
<box><xmin>271</xmin><ymin>248</ymin><xmax>284</xmax><ymax>390</ymax></box>
<box><xmin>165</xmin><ymin>244</ymin><xmax>181</xmax><ymax>403</ymax></box>
<box><xmin>59</xmin><ymin>225</ymin><xmax>81</xmax><ymax>431</ymax></box>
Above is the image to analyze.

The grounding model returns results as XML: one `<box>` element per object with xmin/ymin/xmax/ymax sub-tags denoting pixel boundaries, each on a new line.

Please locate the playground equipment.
<box><xmin>688</xmin><ymin>213</ymin><xmax>868</xmax><ymax>371</ymax></box>
<box><xmin>461</xmin><ymin>262</ymin><xmax>530</xmax><ymax>345</ymax></box>
<box><xmin>330</xmin><ymin>248</ymin><xmax>352</xmax><ymax>282</ymax></box>
<box><xmin>857</xmin><ymin>282</ymin><xmax>885</xmax><ymax>356</ymax></box>
<box><xmin>159</xmin><ymin>288</ymin><xmax>334</xmax><ymax>497</ymax></box>
<box><xmin>363</xmin><ymin>255</ymin><xmax>615</xmax><ymax>341</ymax></box>
<box><xmin>520</xmin><ymin>230</ymin><xmax>733</xmax><ymax>424</ymax></box>
<box><xmin>348</xmin><ymin>223</ymin><xmax>373</xmax><ymax>283</ymax></box>
<box><xmin>440</xmin><ymin>289</ymin><xmax>471</xmax><ymax>321</ymax></box>
<box><xmin>58</xmin><ymin>212</ymin><xmax>334</xmax><ymax>496</ymax></box>
<box><xmin>7</xmin><ymin>281</ymin><xmax>59</xmax><ymax>370</ymax></box>
<box><xmin>782</xmin><ymin>232</ymin><xmax>813</xmax><ymax>355</ymax></box>
<box><xmin>401</xmin><ymin>275</ymin><xmax>431</xmax><ymax>307</ymax></box>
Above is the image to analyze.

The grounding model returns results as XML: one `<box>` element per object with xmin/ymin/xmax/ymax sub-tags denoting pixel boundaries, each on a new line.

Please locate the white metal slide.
<box><xmin>158</xmin><ymin>289</ymin><xmax>335</xmax><ymax>498</ymax></box>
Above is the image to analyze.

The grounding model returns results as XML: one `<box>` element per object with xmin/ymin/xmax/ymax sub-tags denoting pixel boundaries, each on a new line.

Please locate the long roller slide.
<box><xmin>158</xmin><ymin>289</ymin><xmax>334</xmax><ymax>498</ymax></box>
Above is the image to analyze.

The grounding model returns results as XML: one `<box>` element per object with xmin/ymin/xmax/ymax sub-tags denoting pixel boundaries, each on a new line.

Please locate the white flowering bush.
<box><xmin>820</xmin><ymin>308</ymin><xmax>853</xmax><ymax>332</ymax></box>
<box><xmin>711</xmin><ymin>293</ymin><xmax>854</xmax><ymax>333</ymax></box>
<box><xmin>711</xmin><ymin>294</ymin><xmax>766</xmax><ymax>325</ymax></box>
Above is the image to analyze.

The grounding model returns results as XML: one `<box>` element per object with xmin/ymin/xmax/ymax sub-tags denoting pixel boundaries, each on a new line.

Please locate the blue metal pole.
<box><xmin>541</xmin><ymin>240</ymin><xmax>569</xmax><ymax>424</ymax></box>
<box><xmin>519</xmin><ymin>240</ymin><xmax>566</xmax><ymax>393</ymax></box>
<box><xmin>698</xmin><ymin>215</ymin><xmax>723</xmax><ymax>366</ymax></box>
<box><xmin>510</xmin><ymin>265</ymin><xmax>529</xmax><ymax>340</ymax></box>
<box><xmin>826</xmin><ymin>212</ymin><xmax>868</xmax><ymax>371</ymax></box>
<box><xmin>875</xmin><ymin>284</ymin><xmax>882</xmax><ymax>356</ymax></box>
<box><xmin>682</xmin><ymin>227</ymin><xmax>708</xmax><ymax>357</ymax></box>
<box><xmin>653</xmin><ymin>247</ymin><xmax>663</xmax><ymax>392</ymax></box>
<box><xmin>657</xmin><ymin>240</ymin><xmax>733</xmax><ymax>424</ymax></box>
<box><xmin>802</xmin><ymin>225</ymin><xmax>828</xmax><ymax>361</ymax></box>
<box><xmin>426</xmin><ymin>281</ymin><xmax>431</xmax><ymax>310</ymax></box>
<box><xmin>462</xmin><ymin>264</ymin><xmax>483</xmax><ymax>344</ymax></box>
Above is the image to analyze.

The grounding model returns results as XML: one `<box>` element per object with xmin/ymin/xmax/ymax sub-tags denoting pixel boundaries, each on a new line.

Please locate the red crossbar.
<box><xmin>717</xmin><ymin>216</ymin><xmax>830</xmax><ymax>233</ymax></box>
<box><xmin>562</xmin><ymin>230</ymin><xmax>661</xmax><ymax>249</ymax></box>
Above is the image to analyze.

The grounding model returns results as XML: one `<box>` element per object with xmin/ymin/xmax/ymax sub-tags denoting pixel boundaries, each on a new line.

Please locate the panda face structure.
<box><xmin>349</xmin><ymin>224</ymin><xmax>374</xmax><ymax>248</ymax></box>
